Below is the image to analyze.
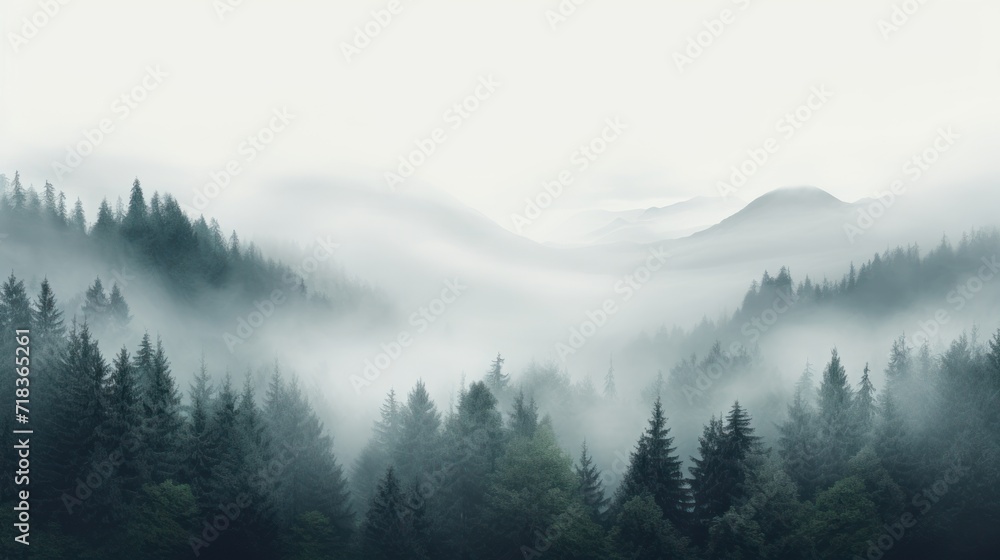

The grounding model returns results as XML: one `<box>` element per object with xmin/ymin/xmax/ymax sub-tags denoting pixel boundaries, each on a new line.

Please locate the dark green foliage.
<box><xmin>612</xmin><ymin>493</ymin><xmax>694</xmax><ymax>560</ymax></box>
<box><xmin>778</xmin><ymin>365</ymin><xmax>822</xmax><ymax>500</ymax></box>
<box><xmin>1</xmin><ymin>218</ymin><xmax>1000</xmax><ymax>559</ymax></box>
<box><xmin>361</xmin><ymin>467</ymin><xmax>429</xmax><ymax>560</ymax></box>
<box><xmin>393</xmin><ymin>380</ymin><xmax>443</xmax><ymax>491</ymax></box>
<box><xmin>615</xmin><ymin>397</ymin><xmax>690</xmax><ymax>529</ymax></box>
<box><xmin>508</xmin><ymin>388</ymin><xmax>538</xmax><ymax>439</ymax></box>
<box><xmin>575</xmin><ymin>441</ymin><xmax>610</xmax><ymax>523</ymax></box>
<box><xmin>817</xmin><ymin>348</ymin><xmax>857</xmax><ymax>488</ymax></box>
<box><xmin>140</xmin><ymin>337</ymin><xmax>183</xmax><ymax>482</ymax></box>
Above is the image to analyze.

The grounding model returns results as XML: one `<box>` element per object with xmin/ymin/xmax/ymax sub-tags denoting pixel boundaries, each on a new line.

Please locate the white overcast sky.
<box><xmin>2</xmin><ymin>0</ymin><xmax>1000</xmax><ymax>234</ymax></box>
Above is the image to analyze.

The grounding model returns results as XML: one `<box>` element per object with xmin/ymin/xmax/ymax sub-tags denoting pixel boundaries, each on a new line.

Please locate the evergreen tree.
<box><xmin>70</xmin><ymin>198</ymin><xmax>87</xmax><ymax>232</ymax></box>
<box><xmin>689</xmin><ymin>416</ymin><xmax>728</xmax><ymax>528</ymax></box>
<box><xmin>576</xmin><ymin>441</ymin><xmax>610</xmax><ymax>522</ymax></box>
<box><xmin>604</xmin><ymin>356</ymin><xmax>617</xmax><ymax>400</ymax></box>
<box><xmin>9</xmin><ymin>171</ymin><xmax>25</xmax><ymax>210</ymax></box>
<box><xmin>853</xmin><ymin>363</ymin><xmax>877</xmax><ymax>438</ymax></box>
<box><xmin>92</xmin><ymin>198</ymin><xmax>118</xmax><ymax>240</ymax></box>
<box><xmin>57</xmin><ymin>190</ymin><xmax>67</xmax><ymax>224</ymax></box>
<box><xmin>140</xmin><ymin>337</ymin><xmax>183</xmax><ymax>482</ymax></box>
<box><xmin>778</xmin><ymin>366</ymin><xmax>822</xmax><ymax>500</ymax></box>
<box><xmin>266</xmin><ymin>373</ymin><xmax>353</xmax><ymax>551</ymax></box>
<box><xmin>615</xmin><ymin>397</ymin><xmax>689</xmax><ymax>529</ymax></box>
<box><xmin>108</xmin><ymin>283</ymin><xmax>131</xmax><ymax>329</ymax></box>
<box><xmin>183</xmin><ymin>358</ymin><xmax>216</xmax><ymax>504</ymax></box>
<box><xmin>508</xmin><ymin>389</ymin><xmax>538</xmax><ymax>439</ymax></box>
<box><xmin>122</xmin><ymin>178</ymin><xmax>147</xmax><ymax>241</ymax></box>
<box><xmin>720</xmin><ymin>401</ymin><xmax>763</xmax><ymax>504</ymax></box>
<box><xmin>485</xmin><ymin>353</ymin><xmax>509</xmax><ymax>392</ymax></box>
<box><xmin>817</xmin><ymin>349</ymin><xmax>856</xmax><ymax>488</ymax></box>
<box><xmin>438</xmin><ymin>381</ymin><xmax>504</xmax><ymax>557</ymax></box>
<box><xmin>394</xmin><ymin>380</ymin><xmax>443</xmax><ymax>490</ymax></box>
<box><xmin>353</xmin><ymin>389</ymin><xmax>403</xmax><ymax>511</ymax></box>
<box><xmin>361</xmin><ymin>468</ymin><xmax>429</xmax><ymax>560</ymax></box>
<box><xmin>133</xmin><ymin>332</ymin><xmax>155</xmax><ymax>390</ymax></box>
<box><xmin>43</xmin><ymin>180</ymin><xmax>58</xmax><ymax>221</ymax></box>
<box><xmin>82</xmin><ymin>277</ymin><xmax>110</xmax><ymax>328</ymax></box>
<box><xmin>103</xmin><ymin>347</ymin><xmax>145</xmax><ymax>520</ymax></box>
<box><xmin>33</xmin><ymin>278</ymin><xmax>65</xmax><ymax>343</ymax></box>
<box><xmin>47</xmin><ymin>324</ymin><xmax>109</xmax><ymax>528</ymax></box>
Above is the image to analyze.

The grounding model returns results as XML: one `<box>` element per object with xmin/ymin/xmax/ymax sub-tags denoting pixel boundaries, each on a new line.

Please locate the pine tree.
<box><xmin>265</xmin><ymin>372</ymin><xmax>354</xmax><ymax>550</ymax></box>
<box><xmin>82</xmin><ymin>277</ymin><xmax>109</xmax><ymax>328</ymax></box>
<box><xmin>615</xmin><ymin>397</ymin><xmax>689</xmax><ymax>529</ymax></box>
<box><xmin>43</xmin><ymin>180</ymin><xmax>58</xmax><ymax>221</ymax></box>
<box><xmin>0</xmin><ymin>274</ymin><xmax>32</xmax><ymax>399</ymax></box>
<box><xmin>57</xmin><ymin>190</ymin><xmax>67</xmax><ymax>224</ymax></box>
<box><xmin>122</xmin><ymin>178</ymin><xmax>147</xmax><ymax>241</ymax></box>
<box><xmin>183</xmin><ymin>358</ymin><xmax>216</xmax><ymax>504</ymax></box>
<box><xmin>816</xmin><ymin>349</ymin><xmax>856</xmax><ymax>488</ymax></box>
<box><xmin>508</xmin><ymin>389</ymin><xmax>538</xmax><ymax>439</ymax></box>
<box><xmin>777</xmin><ymin>364</ymin><xmax>821</xmax><ymax>499</ymax></box>
<box><xmin>689</xmin><ymin>416</ymin><xmax>728</xmax><ymax>529</ymax></box>
<box><xmin>720</xmin><ymin>401</ymin><xmax>763</xmax><ymax>506</ymax></box>
<box><xmin>874</xmin><ymin>391</ymin><xmax>916</xmax><ymax>491</ymax></box>
<box><xmin>46</xmin><ymin>323</ymin><xmax>109</xmax><ymax>527</ymax></box>
<box><xmin>103</xmin><ymin>347</ymin><xmax>145</xmax><ymax>519</ymax></box>
<box><xmin>92</xmin><ymin>198</ymin><xmax>117</xmax><ymax>240</ymax></box>
<box><xmin>108</xmin><ymin>283</ymin><xmax>131</xmax><ymax>328</ymax></box>
<box><xmin>71</xmin><ymin>198</ymin><xmax>86</xmax><ymax>232</ymax></box>
<box><xmin>576</xmin><ymin>441</ymin><xmax>610</xmax><ymax>522</ymax></box>
<box><xmin>853</xmin><ymin>363</ymin><xmax>878</xmax><ymax>438</ymax></box>
<box><xmin>9</xmin><ymin>171</ymin><xmax>25</xmax><ymax>210</ymax></box>
<box><xmin>140</xmin><ymin>337</ymin><xmax>183</xmax><ymax>482</ymax></box>
<box><xmin>361</xmin><ymin>467</ymin><xmax>429</xmax><ymax>560</ymax></box>
<box><xmin>133</xmin><ymin>332</ymin><xmax>155</xmax><ymax>390</ymax></box>
<box><xmin>374</xmin><ymin>389</ymin><xmax>403</xmax><ymax>454</ymax></box>
<box><xmin>604</xmin><ymin>356</ymin><xmax>617</xmax><ymax>400</ymax></box>
<box><xmin>439</xmin><ymin>381</ymin><xmax>505</xmax><ymax>557</ymax></box>
<box><xmin>0</xmin><ymin>272</ymin><xmax>32</xmax><ymax>329</ymax></box>
<box><xmin>394</xmin><ymin>380</ymin><xmax>442</xmax><ymax>489</ymax></box>
<box><xmin>33</xmin><ymin>278</ymin><xmax>65</xmax><ymax>343</ymax></box>
<box><xmin>485</xmin><ymin>353</ymin><xmax>509</xmax><ymax>392</ymax></box>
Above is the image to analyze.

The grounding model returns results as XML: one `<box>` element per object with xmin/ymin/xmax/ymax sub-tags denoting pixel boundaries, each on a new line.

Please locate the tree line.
<box><xmin>6</xmin><ymin>266</ymin><xmax>998</xmax><ymax>558</ymax></box>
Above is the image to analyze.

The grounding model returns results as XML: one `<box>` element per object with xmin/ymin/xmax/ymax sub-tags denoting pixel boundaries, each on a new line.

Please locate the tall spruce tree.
<box><xmin>615</xmin><ymin>397</ymin><xmax>690</xmax><ymax>529</ymax></box>
<box><xmin>82</xmin><ymin>277</ymin><xmax>110</xmax><ymax>329</ymax></box>
<box><xmin>853</xmin><ymin>363</ymin><xmax>878</xmax><ymax>439</ymax></box>
<box><xmin>777</xmin><ymin>365</ymin><xmax>821</xmax><ymax>499</ymax></box>
<box><xmin>183</xmin><ymin>358</ymin><xmax>216</xmax><ymax>505</ymax></box>
<box><xmin>817</xmin><ymin>349</ymin><xmax>856</xmax><ymax>488</ymax></box>
<box><xmin>108</xmin><ymin>283</ymin><xmax>131</xmax><ymax>329</ymax></box>
<box><xmin>394</xmin><ymin>380</ymin><xmax>443</xmax><ymax>490</ymax></box>
<box><xmin>485</xmin><ymin>353</ymin><xmax>509</xmax><ymax>392</ymax></box>
<box><xmin>140</xmin><ymin>337</ymin><xmax>183</xmax><ymax>482</ymax></box>
<box><xmin>689</xmin><ymin>416</ymin><xmax>728</xmax><ymax>532</ymax></box>
<box><xmin>604</xmin><ymin>356</ymin><xmax>618</xmax><ymax>400</ymax></box>
<box><xmin>361</xmin><ymin>467</ymin><xmax>429</xmax><ymax>560</ymax></box>
<box><xmin>103</xmin><ymin>347</ymin><xmax>145</xmax><ymax>520</ymax></box>
<box><xmin>576</xmin><ymin>441</ymin><xmax>610</xmax><ymax>522</ymax></box>
<box><xmin>508</xmin><ymin>389</ymin><xmax>538</xmax><ymax>439</ymax></box>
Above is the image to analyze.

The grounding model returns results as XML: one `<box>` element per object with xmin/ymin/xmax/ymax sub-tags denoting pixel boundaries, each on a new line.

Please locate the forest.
<box><xmin>1</xmin><ymin>174</ymin><xmax>999</xmax><ymax>559</ymax></box>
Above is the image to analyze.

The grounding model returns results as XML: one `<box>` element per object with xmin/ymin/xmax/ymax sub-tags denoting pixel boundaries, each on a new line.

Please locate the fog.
<box><xmin>3</xmin><ymin>2</ymin><xmax>1000</xmax><ymax>556</ymax></box>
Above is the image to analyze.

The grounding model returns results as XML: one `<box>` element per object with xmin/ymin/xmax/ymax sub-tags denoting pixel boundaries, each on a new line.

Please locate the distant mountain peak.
<box><xmin>747</xmin><ymin>186</ymin><xmax>845</xmax><ymax>208</ymax></box>
<box><xmin>690</xmin><ymin>186</ymin><xmax>850</xmax><ymax>238</ymax></box>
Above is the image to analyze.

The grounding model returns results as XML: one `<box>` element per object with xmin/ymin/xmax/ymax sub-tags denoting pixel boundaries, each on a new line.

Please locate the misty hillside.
<box><xmin>0</xmin><ymin>172</ymin><xmax>387</xmax><ymax>349</ymax></box>
<box><xmin>544</xmin><ymin>196</ymin><xmax>747</xmax><ymax>246</ymax></box>
<box><xmin>2</xmin><ymin>263</ymin><xmax>999</xmax><ymax>559</ymax></box>
<box><xmin>623</xmin><ymin>227</ymin><xmax>1000</xmax><ymax>411</ymax></box>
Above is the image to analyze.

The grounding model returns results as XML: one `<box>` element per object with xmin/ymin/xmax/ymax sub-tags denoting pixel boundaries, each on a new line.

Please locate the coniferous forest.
<box><xmin>2</xmin><ymin>175</ymin><xmax>1000</xmax><ymax>559</ymax></box>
